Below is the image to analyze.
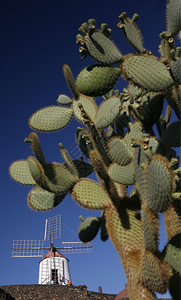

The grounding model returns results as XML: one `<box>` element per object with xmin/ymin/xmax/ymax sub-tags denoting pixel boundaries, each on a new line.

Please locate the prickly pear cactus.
<box><xmin>9</xmin><ymin>1</ymin><xmax>181</xmax><ymax>299</ymax></box>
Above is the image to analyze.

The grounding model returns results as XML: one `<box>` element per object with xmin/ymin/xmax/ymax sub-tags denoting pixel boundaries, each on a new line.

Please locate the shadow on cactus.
<box><xmin>9</xmin><ymin>1</ymin><xmax>181</xmax><ymax>299</ymax></box>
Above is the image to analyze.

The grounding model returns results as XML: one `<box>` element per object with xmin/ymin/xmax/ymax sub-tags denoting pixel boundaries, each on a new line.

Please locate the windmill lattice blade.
<box><xmin>61</xmin><ymin>242</ymin><xmax>92</xmax><ymax>254</ymax></box>
<box><xmin>12</xmin><ymin>240</ymin><xmax>44</xmax><ymax>257</ymax></box>
<box><xmin>44</xmin><ymin>215</ymin><xmax>61</xmax><ymax>241</ymax></box>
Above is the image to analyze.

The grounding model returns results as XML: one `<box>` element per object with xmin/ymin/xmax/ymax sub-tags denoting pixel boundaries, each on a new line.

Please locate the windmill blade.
<box><xmin>60</xmin><ymin>242</ymin><xmax>92</xmax><ymax>254</ymax></box>
<box><xmin>12</xmin><ymin>240</ymin><xmax>44</xmax><ymax>257</ymax></box>
<box><xmin>44</xmin><ymin>215</ymin><xmax>61</xmax><ymax>241</ymax></box>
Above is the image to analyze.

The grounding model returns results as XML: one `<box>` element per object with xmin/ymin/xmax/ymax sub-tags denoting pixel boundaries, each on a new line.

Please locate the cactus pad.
<box><xmin>9</xmin><ymin>160</ymin><xmax>36</xmax><ymax>185</ymax></box>
<box><xmin>27</xmin><ymin>132</ymin><xmax>46</xmax><ymax>166</ymax></box>
<box><xmin>42</xmin><ymin>162</ymin><xmax>77</xmax><ymax>194</ymax></box>
<box><xmin>78</xmin><ymin>216</ymin><xmax>101</xmax><ymax>242</ymax></box>
<box><xmin>166</xmin><ymin>0</ymin><xmax>181</xmax><ymax>36</ymax></box>
<box><xmin>29</xmin><ymin>106</ymin><xmax>73</xmax><ymax>132</ymax></box>
<box><xmin>121</xmin><ymin>54</ymin><xmax>174</xmax><ymax>91</ymax></box>
<box><xmin>57</xmin><ymin>94</ymin><xmax>72</xmax><ymax>105</ymax></box>
<box><xmin>95</xmin><ymin>96</ymin><xmax>121</xmax><ymax>128</ymax></box>
<box><xmin>72</xmin><ymin>95</ymin><xmax>97</xmax><ymax>122</ymax></box>
<box><xmin>72</xmin><ymin>159</ymin><xmax>94</xmax><ymax>178</ymax></box>
<box><xmin>160</xmin><ymin>121</ymin><xmax>181</xmax><ymax>148</ymax></box>
<box><xmin>124</xmin><ymin>122</ymin><xmax>142</xmax><ymax>147</ymax></box>
<box><xmin>141</xmin><ymin>156</ymin><xmax>173</xmax><ymax>212</ymax></box>
<box><xmin>140</xmin><ymin>251</ymin><xmax>170</xmax><ymax>293</ymax></box>
<box><xmin>170</xmin><ymin>57</ymin><xmax>181</xmax><ymax>84</ymax></box>
<box><xmin>108</xmin><ymin>137</ymin><xmax>132</xmax><ymax>165</ymax></box>
<box><xmin>71</xmin><ymin>178</ymin><xmax>111</xmax><ymax>209</ymax></box>
<box><xmin>28</xmin><ymin>186</ymin><xmax>66</xmax><ymax>211</ymax></box>
<box><xmin>108</xmin><ymin>162</ymin><xmax>134</xmax><ymax>185</ymax></box>
<box><xmin>81</xmin><ymin>29</ymin><xmax>123</xmax><ymax>65</ymax></box>
<box><xmin>142</xmin><ymin>204</ymin><xmax>159</xmax><ymax>253</ymax></box>
<box><xmin>27</xmin><ymin>156</ymin><xmax>43</xmax><ymax>186</ymax></box>
<box><xmin>161</xmin><ymin>233</ymin><xmax>181</xmax><ymax>274</ymax></box>
<box><xmin>118</xmin><ymin>12</ymin><xmax>145</xmax><ymax>53</ymax></box>
<box><xmin>76</xmin><ymin>65</ymin><xmax>121</xmax><ymax>97</ymax></box>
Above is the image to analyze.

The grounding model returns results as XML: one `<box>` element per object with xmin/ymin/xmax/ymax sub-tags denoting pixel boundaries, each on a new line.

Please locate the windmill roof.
<box><xmin>40</xmin><ymin>248</ymin><xmax>69</xmax><ymax>262</ymax></box>
<box><xmin>115</xmin><ymin>284</ymin><xmax>129</xmax><ymax>299</ymax></box>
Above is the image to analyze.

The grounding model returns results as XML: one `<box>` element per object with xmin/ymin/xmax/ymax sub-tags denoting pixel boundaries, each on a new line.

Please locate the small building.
<box><xmin>115</xmin><ymin>284</ymin><xmax>129</xmax><ymax>300</ymax></box>
<box><xmin>38</xmin><ymin>243</ymin><xmax>71</xmax><ymax>285</ymax></box>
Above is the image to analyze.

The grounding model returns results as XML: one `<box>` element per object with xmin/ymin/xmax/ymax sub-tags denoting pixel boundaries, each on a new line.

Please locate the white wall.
<box><xmin>38</xmin><ymin>257</ymin><xmax>71</xmax><ymax>285</ymax></box>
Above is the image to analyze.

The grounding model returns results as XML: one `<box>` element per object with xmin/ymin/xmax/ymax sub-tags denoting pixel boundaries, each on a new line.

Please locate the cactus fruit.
<box><xmin>76</xmin><ymin>65</ymin><xmax>121</xmax><ymax>97</ymax></box>
<box><xmin>9</xmin><ymin>2</ymin><xmax>181</xmax><ymax>299</ymax></box>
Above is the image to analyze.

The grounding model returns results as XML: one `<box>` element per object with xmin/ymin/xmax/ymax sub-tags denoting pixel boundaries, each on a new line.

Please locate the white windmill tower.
<box><xmin>12</xmin><ymin>215</ymin><xmax>92</xmax><ymax>285</ymax></box>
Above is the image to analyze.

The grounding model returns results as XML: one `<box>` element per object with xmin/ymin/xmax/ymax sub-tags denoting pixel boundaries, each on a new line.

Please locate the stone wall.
<box><xmin>0</xmin><ymin>285</ymin><xmax>116</xmax><ymax>300</ymax></box>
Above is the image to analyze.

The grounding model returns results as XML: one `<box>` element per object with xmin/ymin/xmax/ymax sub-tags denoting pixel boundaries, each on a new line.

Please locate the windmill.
<box><xmin>12</xmin><ymin>215</ymin><xmax>92</xmax><ymax>285</ymax></box>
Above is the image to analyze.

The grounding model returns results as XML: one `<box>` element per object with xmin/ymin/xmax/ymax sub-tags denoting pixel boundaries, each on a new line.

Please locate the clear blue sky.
<box><xmin>1</xmin><ymin>0</ymin><xmax>178</xmax><ymax>298</ymax></box>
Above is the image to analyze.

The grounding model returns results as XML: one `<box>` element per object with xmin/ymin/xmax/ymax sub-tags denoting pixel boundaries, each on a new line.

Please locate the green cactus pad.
<box><xmin>100</xmin><ymin>212</ymin><xmax>109</xmax><ymax>241</ymax></box>
<box><xmin>166</xmin><ymin>0</ymin><xmax>181</xmax><ymax>36</ymax></box>
<box><xmin>29</xmin><ymin>106</ymin><xmax>73</xmax><ymax>132</ymax></box>
<box><xmin>108</xmin><ymin>162</ymin><xmax>134</xmax><ymax>185</ymax></box>
<box><xmin>160</xmin><ymin>121</ymin><xmax>181</xmax><ymax>148</ymax></box>
<box><xmin>71</xmin><ymin>178</ymin><xmax>111</xmax><ymax>209</ymax></box>
<box><xmin>105</xmin><ymin>206</ymin><xmax>143</xmax><ymax>255</ymax></box>
<box><xmin>57</xmin><ymin>94</ymin><xmax>73</xmax><ymax>105</ymax></box>
<box><xmin>42</xmin><ymin>162</ymin><xmax>77</xmax><ymax>194</ymax></box>
<box><xmin>140</xmin><ymin>251</ymin><xmax>170</xmax><ymax>293</ymax></box>
<box><xmin>9</xmin><ymin>160</ymin><xmax>36</xmax><ymax>185</ymax></box>
<box><xmin>84</xmin><ymin>31</ymin><xmax>123</xmax><ymax>65</ymax></box>
<box><xmin>121</xmin><ymin>54</ymin><xmax>174</xmax><ymax>91</ymax></box>
<box><xmin>133</xmin><ymin>146</ymin><xmax>148</xmax><ymax>197</ymax></box>
<box><xmin>143</xmin><ymin>156</ymin><xmax>173</xmax><ymax>212</ymax></box>
<box><xmin>78</xmin><ymin>216</ymin><xmax>101</xmax><ymax>242</ymax></box>
<box><xmin>76</xmin><ymin>65</ymin><xmax>121</xmax><ymax>97</ymax></box>
<box><xmin>95</xmin><ymin>96</ymin><xmax>121</xmax><ymax>128</ymax></box>
<box><xmin>75</xmin><ymin>128</ymin><xmax>89</xmax><ymax>158</ymax></box>
<box><xmin>59</xmin><ymin>144</ymin><xmax>79</xmax><ymax>178</ymax></box>
<box><xmin>28</xmin><ymin>186</ymin><xmax>66</xmax><ymax>211</ymax></box>
<box><xmin>72</xmin><ymin>94</ymin><xmax>97</xmax><ymax>122</ymax></box>
<box><xmin>27</xmin><ymin>156</ymin><xmax>43</xmax><ymax>185</ymax></box>
<box><xmin>136</xmin><ymin>92</ymin><xmax>164</xmax><ymax>128</ymax></box>
<box><xmin>118</xmin><ymin>13</ymin><xmax>145</xmax><ymax>53</ymax></box>
<box><xmin>72</xmin><ymin>159</ymin><xmax>94</xmax><ymax>178</ymax></box>
<box><xmin>123</xmin><ymin>122</ymin><xmax>142</xmax><ymax>147</ymax></box>
<box><xmin>27</xmin><ymin>132</ymin><xmax>46</xmax><ymax>166</ymax></box>
<box><xmin>170</xmin><ymin>57</ymin><xmax>181</xmax><ymax>84</ymax></box>
<box><xmin>142</xmin><ymin>205</ymin><xmax>159</xmax><ymax>253</ymax></box>
<box><xmin>108</xmin><ymin>137</ymin><xmax>132</xmax><ymax>165</ymax></box>
<box><xmin>62</xmin><ymin>64</ymin><xmax>79</xmax><ymax>99</ymax></box>
<box><xmin>161</xmin><ymin>233</ymin><xmax>181</xmax><ymax>274</ymax></box>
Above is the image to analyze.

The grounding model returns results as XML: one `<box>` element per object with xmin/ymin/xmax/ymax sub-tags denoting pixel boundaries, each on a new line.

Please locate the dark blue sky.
<box><xmin>0</xmin><ymin>0</ymin><xmax>174</xmax><ymax>297</ymax></box>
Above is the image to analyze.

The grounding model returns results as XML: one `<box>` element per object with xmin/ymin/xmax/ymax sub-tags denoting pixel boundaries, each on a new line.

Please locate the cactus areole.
<box><xmin>9</xmin><ymin>2</ymin><xmax>181</xmax><ymax>299</ymax></box>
